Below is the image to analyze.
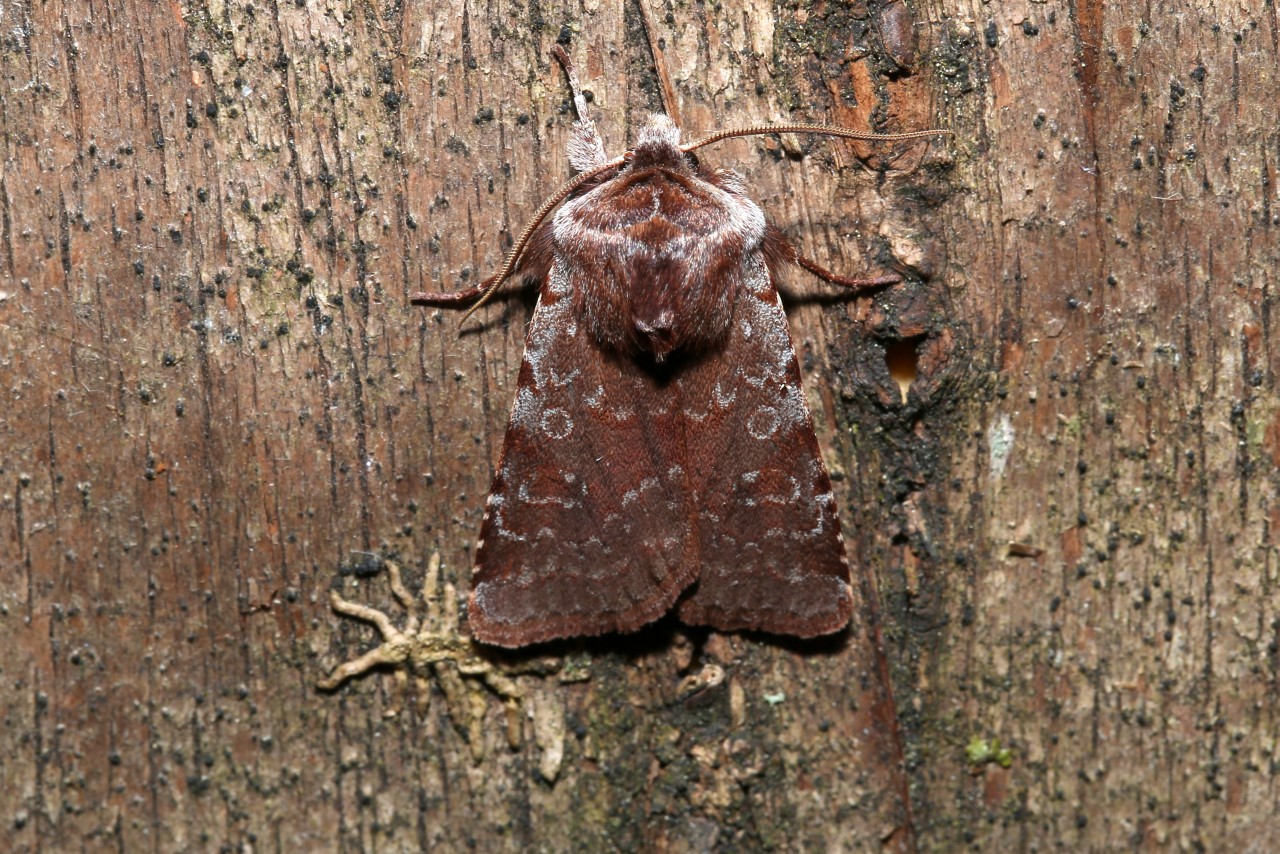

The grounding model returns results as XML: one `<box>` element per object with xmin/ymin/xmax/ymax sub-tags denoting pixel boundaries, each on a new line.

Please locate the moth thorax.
<box><xmin>625</xmin><ymin>255</ymin><xmax>739</xmax><ymax>360</ymax></box>
<box><xmin>632</xmin><ymin>307</ymin><xmax>678</xmax><ymax>358</ymax></box>
<box><xmin>628</xmin><ymin>305</ymin><xmax>734</xmax><ymax>362</ymax></box>
<box><xmin>573</xmin><ymin>246</ymin><xmax>738</xmax><ymax>362</ymax></box>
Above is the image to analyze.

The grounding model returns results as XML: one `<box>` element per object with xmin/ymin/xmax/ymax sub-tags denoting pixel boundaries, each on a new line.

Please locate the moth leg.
<box><xmin>794</xmin><ymin>254</ymin><xmax>901</xmax><ymax>291</ymax></box>
<box><xmin>551</xmin><ymin>45</ymin><xmax>608</xmax><ymax>171</ymax></box>
<box><xmin>764</xmin><ymin>223</ymin><xmax>901</xmax><ymax>292</ymax></box>
<box><xmin>410</xmin><ymin>274</ymin><xmax>498</xmax><ymax>306</ymax></box>
<box><xmin>551</xmin><ymin>45</ymin><xmax>592</xmax><ymax>124</ymax></box>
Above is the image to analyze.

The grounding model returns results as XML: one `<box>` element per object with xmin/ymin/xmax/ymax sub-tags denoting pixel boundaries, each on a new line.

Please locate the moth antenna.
<box><xmin>457</xmin><ymin>156</ymin><xmax>624</xmax><ymax>326</ymax></box>
<box><xmin>636</xmin><ymin>0</ymin><xmax>682</xmax><ymax>129</ymax></box>
<box><xmin>682</xmin><ymin>124</ymin><xmax>951</xmax><ymax>152</ymax></box>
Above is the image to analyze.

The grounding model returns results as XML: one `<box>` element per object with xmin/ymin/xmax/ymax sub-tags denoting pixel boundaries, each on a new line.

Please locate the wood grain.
<box><xmin>1</xmin><ymin>0</ymin><xmax>1275</xmax><ymax>850</ymax></box>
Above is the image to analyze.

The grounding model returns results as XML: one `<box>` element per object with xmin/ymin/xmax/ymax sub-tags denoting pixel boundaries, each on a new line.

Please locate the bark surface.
<box><xmin>1</xmin><ymin>0</ymin><xmax>1275</xmax><ymax>851</ymax></box>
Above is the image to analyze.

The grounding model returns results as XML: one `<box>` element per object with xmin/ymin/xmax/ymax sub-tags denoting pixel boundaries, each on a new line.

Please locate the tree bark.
<box><xmin>2</xmin><ymin>0</ymin><xmax>1276</xmax><ymax>850</ymax></box>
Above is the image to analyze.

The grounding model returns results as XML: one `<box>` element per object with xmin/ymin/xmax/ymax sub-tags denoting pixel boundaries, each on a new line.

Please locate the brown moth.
<box><xmin>416</xmin><ymin>48</ymin><xmax>945</xmax><ymax>648</ymax></box>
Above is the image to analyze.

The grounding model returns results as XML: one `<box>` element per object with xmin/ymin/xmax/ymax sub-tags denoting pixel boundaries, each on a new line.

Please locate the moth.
<box><xmin>416</xmin><ymin>48</ymin><xmax>945</xmax><ymax>648</ymax></box>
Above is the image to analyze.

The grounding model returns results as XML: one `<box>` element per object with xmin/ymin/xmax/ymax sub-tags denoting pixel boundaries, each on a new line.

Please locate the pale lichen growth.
<box><xmin>318</xmin><ymin>553</ymin><xmax>523</xmax><ymax>762</ymax></box>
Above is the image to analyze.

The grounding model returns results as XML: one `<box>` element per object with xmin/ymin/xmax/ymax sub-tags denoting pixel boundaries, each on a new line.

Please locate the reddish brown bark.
<box><xmin>2</xmin><ymin>1</ymin><xmax>1276</xmax><ymax>851</ymax></box>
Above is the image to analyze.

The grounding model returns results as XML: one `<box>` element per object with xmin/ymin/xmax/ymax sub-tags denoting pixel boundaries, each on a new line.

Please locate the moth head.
<box><xmin>630</xmin><ymin>114</ymin><xmax>689</xmax><ymax>172</ymax></box>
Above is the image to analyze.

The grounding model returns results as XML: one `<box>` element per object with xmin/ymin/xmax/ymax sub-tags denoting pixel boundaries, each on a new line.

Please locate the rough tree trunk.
<box><xmin>1</xmin><ymin>0</ymin><xmax>1275</xmax><ymax>851</ymax></box>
